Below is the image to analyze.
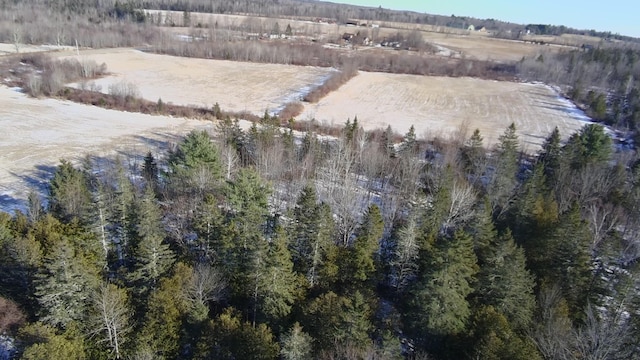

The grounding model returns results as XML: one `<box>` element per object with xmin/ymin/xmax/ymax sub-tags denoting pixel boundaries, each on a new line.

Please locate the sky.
<box><xmin>336</xmin><ymin>0</ymin><xmax>640</xmax><ymax>38</ymax></box>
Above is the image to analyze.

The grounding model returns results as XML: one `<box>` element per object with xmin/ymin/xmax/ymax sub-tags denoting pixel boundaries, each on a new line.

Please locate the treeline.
<box><xmin>0</xmin><ymin>114</ymin><xmax>639</xmax><ymax>359</ymax></box>
<box><xmin>518</xmin><ymin>44</ymin><xmax>640</xmax><ymax>134</ymax></box>
<box><xmin>151</xmin><ymin>38</ymin><xmax>516</xmax><ymax>79</ymax></box>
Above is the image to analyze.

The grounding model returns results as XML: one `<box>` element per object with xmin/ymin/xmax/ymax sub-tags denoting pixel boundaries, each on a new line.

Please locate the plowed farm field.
<box><xmin>300</xmin><ymin>72</ymin><xmax>592</xmax><ymax>151</ymax></box>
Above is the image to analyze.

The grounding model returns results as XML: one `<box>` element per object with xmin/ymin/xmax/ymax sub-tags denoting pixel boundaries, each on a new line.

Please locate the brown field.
<box><xmin>145</xmin><ymin>10</ymin><xmax>566</xmax><ymax>62</ymax></box>
<box><xmin>299</xmin><ymin>72</ymin><xmax>591</xmax><ymax>151</ymax></box>
<box><xmin>61</xmin><ymin>48</ymin><xmax>333</xmax><ymax>114</ymax></box>
<box><xmin>0</xmin><ymin>85</ymin><xmax>210</xmax><ymax>213</ymax></box>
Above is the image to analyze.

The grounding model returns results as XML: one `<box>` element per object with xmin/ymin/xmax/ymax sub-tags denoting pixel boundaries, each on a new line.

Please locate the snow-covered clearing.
<box><xmin>0</xmin><ymin>86</ymin><xmax>211</xmax><ymax>214</ymax></box>
<box><xmin>300</xmin><ymin>72</ymin><xmax>593</xmax><ymax>152</ymax></box>
<box><xmin>60</xmin><ymin>48</ymin><xmax>333</xmax><ymax>115</ymax></box>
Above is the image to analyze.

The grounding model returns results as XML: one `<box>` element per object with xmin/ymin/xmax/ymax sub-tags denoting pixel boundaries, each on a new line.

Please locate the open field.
<box><xmin>300</xmin><ymin>72</ymin><xmax>592</xmax><ymax>151</ymax></box>
<box><xmin>62</xmin><ymin>48</ymin><xmax>333</xmax><ymax>115</ymax></box>
<box><xmin>0</xmin><ymin>85</ymin><xmax>210</xmax><ymax>213</ymax></box>
<box><xmin>147</xmin><ymin>10</ymin><xmax>576</xmax><ymax>63</ymax></box>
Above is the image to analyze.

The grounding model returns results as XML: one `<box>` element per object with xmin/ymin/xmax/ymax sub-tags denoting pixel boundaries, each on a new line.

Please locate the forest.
<box><xmin>1</xmin><ymin>1</ymin><xmax>640</xmax><ymax>359</ymax></box>
<box><xmin>0</xmin><ymin>115</ymin><xmax>639</xmax><ymax>359</ymax></box>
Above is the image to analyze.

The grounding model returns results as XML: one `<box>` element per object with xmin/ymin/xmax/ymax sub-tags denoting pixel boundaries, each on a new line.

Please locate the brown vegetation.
<box><xmin>303</xmin><ymin>65</ymin><xmax>358</xmax><ymax>103</ymax></box>
<box><xmin>0</xmin><ymin>296</ymin><xmax>26</xmax><ymax>334</ymax></box>
<box><xmin>0</xmin><ymin>53</ymin><xmax>106</xmax><ymax>97</ymax></box>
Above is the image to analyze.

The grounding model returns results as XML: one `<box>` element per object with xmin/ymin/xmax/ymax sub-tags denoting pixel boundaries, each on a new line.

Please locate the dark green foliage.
<box><xmin>538</xmin><ymin>127</ymin><xmax>562</xmax><ymax>182</ymax></box>
<box><xmin>302</xmin><ymin>291</ymin><xmax>372</xmax><ymax>352</ymax></box>
<box><xmin>461</xmin><ymin>128</ymin><xmax>486</xmax><ymax>186</ymax></box>
<box><xmin>474</xmin><ymin>229</ymin><xmax>536</xmax><ymax>330</ymax></box>
<box><xmin>4</xmin><ymin>113</ymin><xmax>636</xmax><ymax>360</ymax></box>
<box><xmin>408</xmin><ymin>230</ymin><xmax>478</xmax><ymax>338</ymax></box>
<box><xmin>48</xmin><ymin>160</ymin><xmax>92</xmax><ymax>223</ymax></box>
<box><xmin>195</xmin><ymin>308</ymin><xmax>279</xmax><ymax>360</ymax></box>
<box><xmin>338</xmin><ymin>204</ymin><xmax>383</xmax><ymax>289</ymax></box>
<box><xmin>564</xmin><ymin>124</ymin><xmax>612</xmax><ymax>169</ymax></box>
<box><xmin>129</xmin><ymin>185</ymin><xmax>175</xmax><ymax>292</ymax></box>
<box><xmin>488</xmin><ymin>123</ymin><xmax>520</xmax><ymax>215</ymax></box>
<box><xmin>290</xmin><ymin>185</ymin><xmax>336</xmax><ymax>287</ymax></box>
<box><xmin>467</xmin><ymin>306</ymin><xmax>542</xmax><ymax>360</ymax></box>
<box><xmin>168</xmin><ymin>130</ymin><xmax>223</xmax><ymax>194</ymax></box>
<box><xmin>142</xmin><ymin>151</ymin><xmax>159</xmax><ymax>187</ymax></box>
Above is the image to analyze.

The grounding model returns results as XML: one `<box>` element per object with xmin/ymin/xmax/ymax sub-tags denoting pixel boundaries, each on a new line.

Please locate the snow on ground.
<box><xmin>300</xmin><ymin>72</ymin><xmax>594</xmax><ymax>152</ymax></box>
<box><xmin>60</xmin><ymin>48</ymin><xmax>333</xmax><ymax>115</ymax></box>
<box><xmin>0</xmin><ymin>86</ymin><xmax>211</xmax><ymax>214</ymax></box>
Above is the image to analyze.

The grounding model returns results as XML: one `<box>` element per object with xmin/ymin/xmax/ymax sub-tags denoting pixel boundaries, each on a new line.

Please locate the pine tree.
<box><xmin>564</xmin><ymin>124</ymin><xmax>612</xmax><ymax>170</ymax></box>
<box><xmin>130</xmin><ymin>185</ymin><xmax>175</xmax><ymax>292</ymax></box>
<box><xmin>468</xmin><ymin>306</ymin><xmax>542</xmax><ymax>360</ymax></box>
<box><xmin>168</xmin><ymin>130</ymin><xmax>222</xmax><ymax>195</ymax></box>
<box><xmin>538</xmin><ymin>126</ymin><xmax>562</xmax><ymax>182</ymax></box>
<box><xmin>257</xmin><ymin>226</ymin><xmax>298</xmax><ymax>325</ymax></box>
<box><xmin>489</xmin><ymin>123</ymin><xmax>520</xmax><ymax>215</ymax></box>
<box><xmin>35</xmin><ymin>239</ymin><xmax>97</xmax><ymax>328</ymax></box>
<box><xmin>474</xmin><ymin>229</ymin><xmax>536</xmax><ymax>330</ymax></box>
<box><xmin>142</xmin><ymin>151</ymin><xmax>159</xmax><ymax>188</ymax></box>
<box><xmin>303</xmin><ymin>291</ymin><xmax>372</xmax><ymax>352</ymax></box>
<box><xmin>545</xmin><ymin>204</ymin><xmax>593</xmax><ymax>319</ymax></box>
<box><xmin>222</xmin><ymin>168</ymin><xmax>272</xmax><ymax>320</ymax></box>
<box><xmin>280</xmin><ymin>322</ymin><xmax>313</xmax><ymax>360</ymax></box>
<box><xmin>195</xmin><ymin>308</ymin><xmax>280</xmax><ymax>360</ymax></box>
<box><xmin>339</xmin><ymin>204</ymin><xmax>383</xmax><ymax>289</ymax></box>
<box><xmin>408</xmin><ymin>230</ymin><xmax>478</xmax><ymax>337</ymax></box>
<box><xmin>137</xmin><ymin>263</ymin><xmax>191</xmax><ymax>359</ymax></box>
<box><xmin>461</xmin><ymin>128</ymin><xmax>486</xmax><ymax>186</ymax></box>
<box><xmin>48</xmin><ymin>160</ymin><xmax>92</xmax><ymax>223</ymax></box>
<box><xmin>290</xmin><ymin>186</ymin><xmax>336</xmax><ymax>287</ymax></box>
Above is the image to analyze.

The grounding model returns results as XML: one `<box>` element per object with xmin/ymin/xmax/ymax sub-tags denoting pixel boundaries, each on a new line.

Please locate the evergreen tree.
<box><xmin>137</xmin><ymin>263</ymin><xmax>191</xmax><ymax>359</ymax></box>
<box><xmin>19</xmin><ymin>322</ymin><xmax>87</xmax><ymax>360</ymax></box>
<box><xmin>142</xmin><ymin>151</ymin><xmax>159</xmax><ymax>188</ymax></box>
<box><xmin>303</xmin><ymin>291</ymin><xmax>372</xmax><ymax>352</ymax></box>
<box><xmin>380</xmin><ymin>124</ymin><xmax>396</xmax><ymax>157</ymax></box>
<box><xmin>168</xmin><ymin>130</ymin><xmax>222</xmax><ymax>195</ymax></box>
<box><xmin>488</xmin><ymin>123</ymin><xmax>520</xmax><ymax>215</ymax></box>
<box><xmin>195</xmin><ymin>308</ymin><xmax>280</xmax><ymax>360</ymax></box>
<box><xmin>222</xmin><ymin>168</ymin><xmax>272</xmax><ymax>320</ymax></box>
<box><xmin>468</xmin><ymin>306</ymin><xmax>542</xmax><ymax>360</ymax></box>
<box><xmin>564</xmin><ymin>124</ymin><xmax>612</xmax><ymax>169</ymax></box>
<box><xmin>338</xmin><ymin>204</ymin><xmax>383</xmax><ymax>289</ymax></box>
<box><xmin>290</xmin><ymin>186</ymin><xmax>336</xmax><ymax>287</ymax></box>
<box><xmin>408</xmin><ymin>230</ymin><xmax>478</xmax><ymax>338</ymax></box>
<box><xmin>280</xmin><ymin>322</ymin><xmax>313</xmax><ymax>360</ymax></box>
<box><xmin>48</xmin><ymin>160</ymin><xmax>92</xmax><ymax>223</ymax></box>
<box><xmin>474</xmin><ymin>229</ymin><xmax>536</xmax><ymax>330</ymax></box>
<box><xmin>545</xmin><ymin>204</ymin><xmax>593</xmax><ymax>319</ymax></box>
<box><xmin>257</xmin><ymin>226</ymin><xmax>299</xmax><ymax>325</ymax></box>
<box><xmin>461</xmin><ymin>128</ymin><xmax>486</xmax><ymax>187</ymax></box>
<box><xmin>35</xmin><ymin>239</ymin><xmax>97</xmax><ymax>329</ymax></box>
<box><xmin>130</xmin><ymin>185</ymin><xmax>175</xmax><ymax>292</ymax></box>
<box><xmin>538</xmin><ymin>126</ymin><xmax>562</xmax><ymax>182</ymax></box>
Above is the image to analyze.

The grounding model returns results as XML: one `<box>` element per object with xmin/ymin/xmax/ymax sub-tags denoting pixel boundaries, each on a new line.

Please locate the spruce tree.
<box><xmin>474</xmin><ymin>229</ymin><xmax>536</xmax><ymax>330</ymax></box>
<box><xmin>290</xmin><ymin>186</ymin><xmax>336</xmax><ymax>287</ymax></box>
<box><xmin>489</xmin><ymin>123</ymin><xmax>520</xmax><ymax>215</ymax></box>
<box><xmin>408</xmin><ymin>230</ymin><xmax>478</xmax><ymax>338</ymax></box>
<box><xmin>130</xmin><ymin>185</ymin><xmax>175</xmax><ymax>292</ymax></box>
<box><xmin>257</xmin><ymin>226</ymin><xmax>298</xmax><ymax>325</ymax></box>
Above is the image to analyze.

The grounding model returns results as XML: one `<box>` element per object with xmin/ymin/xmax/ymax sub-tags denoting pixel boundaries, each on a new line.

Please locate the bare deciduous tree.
<box><xmin>91</xmin><ymin>283</ymin><xmax>132</xmax><ymax>360</ymax></box>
